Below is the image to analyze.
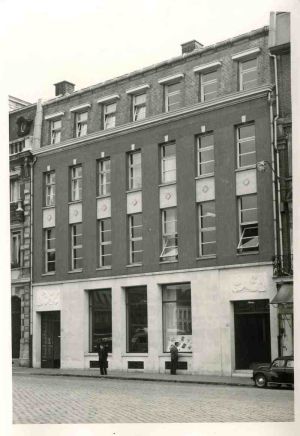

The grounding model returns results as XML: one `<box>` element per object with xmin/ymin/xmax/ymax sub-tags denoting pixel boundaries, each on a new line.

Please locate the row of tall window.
<box><xmin>43</xmin><ymin>193</ymin><xmax>258</xmax><ymax>273</ymax></box>
<box><xmin>44</xmin><ymin>123</ymin><xmax>256</xmax><ymax>207</ymax></box>
<box><xmin>89</xmin><ymin>283</ymin><xmax>192</xmax><ymax>354</ymax></box>
<box><xmin>48</xmin><ymin>57</ymin><xmax>259</xmax><ymax>145</ymax></box>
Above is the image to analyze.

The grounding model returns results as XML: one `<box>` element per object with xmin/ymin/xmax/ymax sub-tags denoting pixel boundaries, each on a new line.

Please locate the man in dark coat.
<box><xmin>170</xmin><ymin>342</ymin><xmax>179</xmax><ymax>375</ymax></box>
<box><xmin>97</xmin><ymin>342</ymin><xmax>108</xmax><ymax>375</ymax></box>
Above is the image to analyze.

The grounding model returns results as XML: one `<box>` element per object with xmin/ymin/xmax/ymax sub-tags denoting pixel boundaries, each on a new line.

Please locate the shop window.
<box><xmin>128</xmin><ymin>151</ymin><xmax>142</xmax><ymax>190</ymax></box>
<box><xmin>98</xmin><ymin>218</ymin><xmax>112</xmax><ymax>267</ymax></box>
<box><xmin>128</xmin><ymin>213</ymin><xmax>143</xmax><ymax>264</ymax></box>
<box><xmin>198</xmin><ymin>201</ymin><xmax>216</xmax><ymax>256</ymax></box>
<box><xmin>97</xmin><ymin>158</ymin><xmax>111</xmax><ymax>196</ymax></box>
<box><xmin>237</xmin><ymin>123</ymin><xmax>256</xmax><ymax>168</ymax></box>
<box><xmin>89</xmin><ymin>289</ymin><xmax>112</xmax><ymax>353</ymax></box>
<box><xmin>161</xmin><ymin>142</ymin><xmax>176</xmax><ymax>183</ymax></box>
<box><xmin>70</xmin><ymin>165</ymin><xmax>82</xmax><ymax>201</ymax></box>
<box><xmin>126</xmin><ymin>287</ymin><xmax>148</xmax><ymax>353</ymax></box>
<box><xmin>197</xmin><ymin>133</ymin><xmax>214</xmax><ymax>176</ymax></box>
<box><xmin>44</xmin><ymin>170</ymin><xmax>56</xmax><ymax>206</ymax></box>
<box><xmin>237</xmin><ymin>194</ymin><xmax>259</xmax><ymax>253</ymax></box>
<box><xmin>160</xmin><ymin>208</ymin><xmax>178</xmax><ymax>261</ymax></box>
<box><xmin>44</xmin><ymin>227</ymin><xmax>56</xmax><ymax>273</ymax></box>
<box><xmin>162</xmin><ymin>283</ymin><xmax>192</xmax><ymax>353</ymax></box>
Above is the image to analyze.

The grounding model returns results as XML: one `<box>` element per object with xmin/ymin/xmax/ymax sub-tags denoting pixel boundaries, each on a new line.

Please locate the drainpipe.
<box><xmin>268</xmin><ymin>91</ymin><xmax>278</xmax><ymax>258</ymax></box>
<box><xmin>269</xmin><ymin>52</ymin><xmax>283</xmax><ymax>258</ymax></box>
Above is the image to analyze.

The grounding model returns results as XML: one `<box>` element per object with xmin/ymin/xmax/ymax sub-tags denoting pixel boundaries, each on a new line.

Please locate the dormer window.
<box><xmin>193</xmin><ymin>61</ymin><xmax>221</xmax><ymax>103</ymax></box>
<box><xmin>97</xmin><ymin>95</ymin><xmax>120</xmax><ymax>130</ymax></box>
<box><xmin>158</xmin><ymin>73</ymin><xmax>184</xmax><ymax>113</ymax></box>
<box><xmin>75</xmin><ymin>112</ymin><xmax>88</xmax><ymax>137</ymax></box>
<box><xmin>231</xmin><ymin>48</ymin><xmax>260</xmax><ymax>91</ymax></box>
<box><xmin>50</xmin><ymin>119</ymin><xmax>62</xmax><ymax>144</ymax></box>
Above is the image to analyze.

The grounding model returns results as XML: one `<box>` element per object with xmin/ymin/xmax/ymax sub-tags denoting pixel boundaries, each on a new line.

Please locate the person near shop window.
<box><xmin>97</xmin><ymin>342</ymin><xmax>108</xmax><ymax>376</ymax></box>
<box><xmin>170</xmin><ymin>342</ymin><xmax>179</xmax><ymax>375</ymax></box>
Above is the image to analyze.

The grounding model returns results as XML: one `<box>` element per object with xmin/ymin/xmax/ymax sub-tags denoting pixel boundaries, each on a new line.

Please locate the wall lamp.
<box><xmin>256</xmin><ymin>160</ymin><xmax>290</xmax><ymax>182</ymax></box>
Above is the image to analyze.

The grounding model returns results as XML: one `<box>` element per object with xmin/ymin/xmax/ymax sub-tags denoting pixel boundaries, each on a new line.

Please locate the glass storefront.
<box><xmin>89</xmin><ymin>289</ymin><xmax>112</xmax><ymax>352</ymax></box>
<box><xmin>126</xmin><ymin>286</ymin><xmax>148</xmax><ymax>353</ymax></box>
<box><xmin>162</xmin><ymin>283</ymin><xmax>192</xmax><ymax>352</ymax></box>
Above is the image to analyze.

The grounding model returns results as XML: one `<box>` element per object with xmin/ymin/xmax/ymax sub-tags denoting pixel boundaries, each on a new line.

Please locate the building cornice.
<box><xmin>32</xmin><ymin>261</ymin><xmax>273</xmax><ymax>287</ymax></box>
<box><xmin>33</xmin><ymin>85</ymin><xmax>273</xmax><ymax>157</ymax></box>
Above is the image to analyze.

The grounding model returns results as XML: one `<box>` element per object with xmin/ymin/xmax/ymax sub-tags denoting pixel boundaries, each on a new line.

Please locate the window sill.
<box><xmin>196</xmin><ymin>255</ymin><xmax>216</xmax><ymax>260</ymax></box>
<box><xmin>42</xmin><ymin>272</ymin><xmax>56</xmax><ymax>276</ymax></box>
<box><xmin>236</xmin><ymin>251</ymin><xmax>259</xmax><ymax>256</ymax></box>
<box><xmin>68</xmin><ymin>200</ymin><xmax>82</xmax><ymax>205</ymax></box>
<box><xmin>85</xmin><ymin>352</ymin><xmax>112</xmax><ymax>357</ymax></box>
<box><xmin>126</xmin><ymin>188</ymin><xmax>142</xmax><ymax>194</ymax></box>
<box><xmin>11</xmin><ymin>266</ymin><xmax>22</xmax><ymax>270</ymax></box>
<box><xmin>158</xmin><ymin>353</ymin><xmax>193</xmax><ymax>357</ymax></box>
<box><xmin>159</xmin><ymin>181</ymin><xmax>177</xmax><ymax>188</ymax></box>
<box><xmin>96</xmin><ymin>194</ymin><xmax>111</xmax><ymax>199</ymax></box>
<box><xmin>195</xmin><ymin>173</ymin><xmax>214</xmax><ymax>180</ymax></box>
<box><xmin>235</xmin><ymin>165</ymin><xmax>257</xmax><ymax>172</ymax></box>
<box><xmin>96</xmin><ymin>266</ymin><xmax>112</xmax><ymax>271</ymax></box>
<box><xmin>121</xmin><ymin>353</ymin><xmax>149</xmax><ymax>357</ymax></box>
<box><xmin>126</xmin><ymin>263</ymin><xmax>142</xmax><ymax>268</ymax></box>
<box><xmin>159</xmin><ymin>259</ymin><xmax>178</xmax><ymax>264</ymax></box>
<box><xmin>68</xmin><ymin>269</ymin><xmax>83</xmax><ymax>273</ymax></box>
<box><xmin>42</xmin><ymin>205</ymin><xmax>56</xmax><ymax>210</ymax></box>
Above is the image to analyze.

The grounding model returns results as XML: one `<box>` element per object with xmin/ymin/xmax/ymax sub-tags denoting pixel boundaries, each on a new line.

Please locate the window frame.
<box><xmin>70</xmin><ymin>165</ymin><xmax>82</xmax><ymax>202</ymax></box>
<box><xmin>160</xmin><ymin>207</ymin><xmax>178</xmax><ymax>261</ymax></box>
<box><xmin>98</xmin><ymin>218</ymin><xmax>112</xmax><ymax>268</ymax></box>
<box><xmin>11</xmin><ymin>231</ymin><xmax>22</xmax><ymax>268</ymax></box>
<box><xmin>239</xmin><ymin>57</ymin><xmax>258</xmax><ymax>91</ymax></box>
<box><xmin>128</xmin><ymin>150</ymin><xmax>142</xmax><ymax>190</ymax></box>
<box><xmin>103</xmin><ymin>102</ymin><xmax>117</xmax><ymax>130</ymax></box>
<box><xmin>237</xmin><ymin>123</ymin><xmax>256</xmax><ymax>169</ymax></box>
<box><xmin>44</xmin><ymin>227</ymin><xmax>56</xmax><ymax>273</ymax></box>
<box><xmin>89</xmin><ymin>289</ymin><xmax>112</xmax><ymax>353</ymax></box>
<box><xmin>97</xmin><ymin>158</ymin><xmax>111</xmax><ymax>196</ymax></box>
<box><xmin>200</xmin><ymin>70</ymin><xmax>218</xmax><ymax>102</ymax></box>
<box><xmin>164</xmin><ymin>82</ymin><xmax>181</xmax><ymax>112</ymax></box>
<box><xmin>75</xmin><ymin>111</ymin><xmax>88</xmax><ymax>138</ymax></box>
<box><xmin>126</xmin><ymin>286</ymin><xmax>148</xmax><ymax>353</ymax></box>
<box><xmin>161</xmin><ymin>142</ymin><xmax>176</xmax><ymax>184</ymax></box>
<box><xmin>128</xmin><ymin>213</ymin><xmax>143</xmax><ymax>265</ymax></box>
<box><xmin>198</xmin><ymin>201</ymin><xmax>216</xmax><ymax>257</ymax></box>
<box><xmin>44</xmin><ymin>170</ymin><xmax>56</xmax><ymax>207</ymax></box>
<box><xmin>197</xmin><ymin>133</ymin><xmax>215</xmax><ymax>176</ymax></box>
<box><xmin>71</xmin><ymin>223</ymin><xmax>83</xmax><ymax>270</ymax></box>
<box><xmin>10</xmin><ymin>178</ymin><xmax>20</xmax><ymax>203</ymax></box>
<box><xmin>237</xmin><ymin>194</ymin><xmax>259</xmax><ymax>253</ymax></box>
<box><xmin>50</xmin><ymin>118</ymin><xmax>62</xmax><ymax>144</ymax></box>
<box><xmin>132</xmin><ymin>93</ymin><xmax>146</xmax><ymax>121</ymax></box>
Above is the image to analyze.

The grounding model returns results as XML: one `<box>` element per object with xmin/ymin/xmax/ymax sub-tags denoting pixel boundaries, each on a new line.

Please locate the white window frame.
<box><xmin>239</xmin><ymin>58</ymin><xmax>258</xmax><ymax>91</ymax></box>
<box><xmin>200</xmin><ymin>70</ymin><xmax>218</xmax><ymax>102</ymax></box>
<box><xmin>198</xmin><ymin>202</ymin><xmax>216</xmax><ymax>256</ymax></box>
<box><xmin>11</xmin><ymin>231</ymin><xmax>21</xmax><ymax>268</ymax></box>
<box><xmin>237</xmin><ymin>194</ymin><xmax>259</xmax><ymax>253</ymax></box>
<box><xmin>71</xmin><ymin>165</ymin><xmax>82</xmax><ymax>201</ymax></box>
<box><xmin>50</xmin><ymin>119</ymin><xmax>62</xmax><ymax>144</ymax></box>
<box><xmin>165</xmin><ymin>82</ymin><xmax>181</xmax><ymax>112</ymax></box>
<box><xmin>98</xmin><ymin>159</ymin><xmax>111</xmax><ymax>196</ymax></box>
<box><xmin>98</xmin><ymin>218</ymin><xmax>112</xmax><ymax>267</ymax></box>
<box><xmin>197</xmin><ymin>134</ymin><xmax>215</xmax><ymax>176</ymax></box>
<box><xmin>45</xmin><ymin>171</ymin><xmax>55</xmax><ymax>206</ymax></box>
<box><xmin>71</xmin><ymin>223</ymin><xmax>83</xmax><ymax>270</ymax></box>
<box><xmin>133</xmin><ymin>93</ymin><xmax>146</xmax><ymax>121</ymax></box>
<box><xmin>128</xmin><ymin>151</ymin><xmax>142</xmax><ymax>190</ymax></box>
<box><xmin>129</xmin><ymin>214</ymin><xmax>143</xmax><ymax>264</ymax></box>
<box><xmin>161</xmin><ymin>143</ymin><xmax>176</xmax><ymax>184</ymax></box>
<box><xmin>104</xmin><ymin>102</ymin><xmax>116</xmax><ymax>130</ymax></box>
<box><xmin>45</xmin><ymin>228</ymin><xmax>56</xmax><ymax>273</ymax></box>
<box><xmin>75</xmin><ymin>111</ymin><xmax>88</xmax><ymax>137</ymax></box>
<box><xmin>237</xmin><ymin>124</ymin><xmax>256</xmax><ymax>168</ymax></box>
<box><xmin>10</xmin><ymin>178</ymin><xmax>20</xmax><ymax>203</ymax></box>
<box><xmin>160</xmin><ymin>208</ymin><xmax>178</xmax><ymax>261</ymax></box>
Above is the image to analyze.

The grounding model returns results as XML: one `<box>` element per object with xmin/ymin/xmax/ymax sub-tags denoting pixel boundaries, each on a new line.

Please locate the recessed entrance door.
<box><xmin>41</xmin><ymin>311</ymin><xmax>61</xmax><ymax>368</ymax></box>
<box><xmin>234</xmin><ymin>300</ymin><xmax>271</xmax><ymax>370</ymax></box>
<box><xmin>11</xmin><ymin>297</ymin><xmax>21</xmax><ymax>359</ymax></box>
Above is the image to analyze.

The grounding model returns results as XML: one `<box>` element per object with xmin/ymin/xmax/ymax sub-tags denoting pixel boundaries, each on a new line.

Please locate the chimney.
<box><xmin>181</xmin><ymin>40</ymin><xmax>203</xmax><ymax>55</ymax></box>
<box><xmin>54</xmin><ymin>81</ymin><xmax>75</xmax><ymax>96</ymax></box>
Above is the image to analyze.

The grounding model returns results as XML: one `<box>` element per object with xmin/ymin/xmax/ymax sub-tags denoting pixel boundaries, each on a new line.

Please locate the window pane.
<box><xmin>134</xmin><ymin>94</ymin><xmax>146</xmax><ymax>105</ymax></box>
<box><xmin>203</xmin><ymin>82</ymin><xmax>217</xmax><ymax>94</ymax></box>
<box><xmin>240</xmin><ymin>153</ymin><xmax>256</xmax><ymax>167</ymax></box>
<box><xmin>202</xmin><ymin>70</ymin><xmax>217</xmax><ymax>82</ymax></box>
<box><xmin>202</xmin><ymin>242</ymin><xmax>216</xmax><ymax>256</ymax></box>
<box><xmin>241</xmin><ymin>58</ymin><xmax>257</xmax><ymax>71</ymax></box>
<box><xmin>239</xmin><ymin>125</ymin><xmax>255</xmax><ymax>139</ymax></box>
<box><xmin>199</xmin><ymin>148</ymin><xmax>214</xmax><ymax>163</ymax></box>
<box><xmin>167</xmin><ymin>82</ymin><xmax>180</xmax><ymax>93</ymax></box>
<box><xmin>199</xmin><ymin>134</ymin><xmax>214</xmax><ymax>148</ymax></box>
<box><xmin>127</xmin><ymin>287</ymin><xmax>148</xmax><ymax>352</ymax></box>
<box><xmin>241</xmin><ymin>194</ymin><xmax>257</xmax><ymax>211</ymax></box>
<box><xmin>90</xmin><ymin>290</ymin><xmax>112</xmax><ymax>352</ymax></box>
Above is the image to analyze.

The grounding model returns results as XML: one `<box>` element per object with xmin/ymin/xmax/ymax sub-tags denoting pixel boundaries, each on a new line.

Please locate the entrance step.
<box><xmin>232</xmin><ymin>370</ymin><xmax>252</xmax><ymax>378</ymax></box>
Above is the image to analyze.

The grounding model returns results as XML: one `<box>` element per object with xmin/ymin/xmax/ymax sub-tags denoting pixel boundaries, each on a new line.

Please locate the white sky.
<box><xmin>0</xmin><ymin>0</ymin><xmax>296</xmax><ymax>103</ymax></box>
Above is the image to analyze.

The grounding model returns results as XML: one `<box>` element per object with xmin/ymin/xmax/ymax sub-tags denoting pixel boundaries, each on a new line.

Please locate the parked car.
<box><xmin>252</xmin><ymin>356</ymin><xmax>294</xmax><ymax>388</ymax></box>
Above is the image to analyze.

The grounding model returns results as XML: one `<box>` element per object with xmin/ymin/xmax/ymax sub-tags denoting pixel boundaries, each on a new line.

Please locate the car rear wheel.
<box><xmin>255</xmin><ymin>373</ymin><xmax>267</xmax><ymax>388</ymax></box>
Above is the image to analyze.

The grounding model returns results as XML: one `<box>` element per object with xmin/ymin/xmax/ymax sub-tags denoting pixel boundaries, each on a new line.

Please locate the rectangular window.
<box><xmin>237</xmin><ymin>194</ymin><xmax>259</xmax><ymax>253</ymax></box>
<box><xmin>160</xmin><ymin>208</ymin><xmax>178</xmax><ymax>261</ymax></box>
<box><xmin>198</xmin><ymin>201</ymin><xmax>216</xmax><ymax>256</ymax></box>
<box><xmin>75</xmin><ymin>111</ymin><xmax>88</xmax><ymax>137</ymax></box>
<box><xmin>129</xmin><ymin>213</ymin><xmax>143</xmax><ymax>264</ymax></box>
<box><xmin>44</xmin><ymin>171</ymin><xmax>56</xmax><ymax>206</ymax></box>
<box><xmin>162</xmin><ymin>283</ymin><xmax>192</xmax><ymax>353</ymax></box>
<box><xmin>104</xmin><ymin>103</ymin><xmax>116</xmax><ymax>129</ymax></box>
<box><xmin>165</xmin><ymin>82</ymin><xmax>181</xmax><ymax>112</ymax></box>
<box><xmin>133</xmin><ymin>93</ymin><xmax>146</xmax><ymax>121</ymax></box>
<box><xmin>44</xmin><ymin>228</ymin><xmax>55</xmax><ymax>272</ymax></box>
<box><xmin>50</xmin><ymin>119</ymin><xmax>62</xmax><ymax>144</ymax></box>
<box><xmin>128</xmin><ymin>151</ymin><xmax>142</xmax><ymax>190</ymax></box>
<box><xmin>89</xmin><ymin>289</ymin><xmax>112</xmax><ymax>353</ymax></box>
<box><xmin>71</xmin><ymin>223</ymin><xmax>83</xmax><ymax>270</ymax></box>
<box><xmin>237</xmin><ymin>124</ymin><xmax>256</xmax><ymax>168</ymax></box>
<box><xmin>98</xmin><ymin>219</ymin><xmax>112</xmax><ymax>267</ymax></box>
<box><xmin>239</xmin><ymin>58</ymin><xmax>257</xmax><ymax>91</ymax></box>
<box><xmin>201</xmin><ymin>70</ymin><xmax>218</xmax><ymax>101</ymax></box>
<box><xmin>98</xmin><ymin>159</ymin><xmax>111</xmax><ymax>196</ymax></box>
<box><xmin>161</xmin><ymin>143</ymin><xmax>176</xmax><ymax>183</ymax></box>
<box><xmin>126</xmin><ymin>286</ymin><xmax>148</xmax><ymax>353</ymax></box>
<box><xmin>71</xmin><ymin>165</ymin><xmax>82</xmax><ymax>201</ymax></box>
<box><xmin>11</xmin><ymin>231</ymin><xmax>21</xmax><ymax>268</ymax></box>
<box><xmin>197</xmin><ymin>133</ymin><xmax>214</xmax><ymax>176</ymax></box>
<box><xmin>10</xmin><ymin>179</ymin><xmax>20</xmax><ymax>203</ymax></box>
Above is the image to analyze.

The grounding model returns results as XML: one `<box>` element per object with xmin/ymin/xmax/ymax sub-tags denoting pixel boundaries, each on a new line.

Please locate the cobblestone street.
<box><xmin>13</xmin><ymin>374</ymin><xmax>294</xmax><ymax>424</ymax></box>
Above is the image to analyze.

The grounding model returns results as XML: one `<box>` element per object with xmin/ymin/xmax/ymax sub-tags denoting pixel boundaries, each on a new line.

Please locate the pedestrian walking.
<box><xmin>97</xmin><ymin>342</ymin><xmax>108</xmax><ymax>375</ymax></box>
<box><xmin>170</xmin><ymin>342</ymin><xmax>179</xmax><ymax>375</ymax></box>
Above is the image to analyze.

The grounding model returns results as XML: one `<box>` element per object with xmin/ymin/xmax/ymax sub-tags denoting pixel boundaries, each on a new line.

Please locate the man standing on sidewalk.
<box><xmin>170</xmin><ymin>342</ymin><xmax>179</xmax><ymax>375</ymax></box>
<box><xmin>97</xmin><ymin>342</ymin><xmax>108</xmax><ymax>376</ymax></box>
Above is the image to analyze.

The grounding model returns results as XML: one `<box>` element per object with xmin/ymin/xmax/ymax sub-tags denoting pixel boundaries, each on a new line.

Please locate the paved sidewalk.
<box><xmin>12</xmin><ymin>366</ymin><xmax>254</xmax><ymax>387</ymax></box>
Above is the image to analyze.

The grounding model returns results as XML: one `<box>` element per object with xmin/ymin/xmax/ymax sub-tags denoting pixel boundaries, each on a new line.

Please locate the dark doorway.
<box><xmin>41</xmin><ymin>311</ymin><xmax>61</xmax><ymax>368</ymax></box>
<box><xmin>11</xmin><ymin>296</ymin><xmax>21</xmax><ymax>359</ymax></box>
<box><xmin>234</xmin><ymin>300</ymin><xmax>271</xmax><ymax>369</ymax></box>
